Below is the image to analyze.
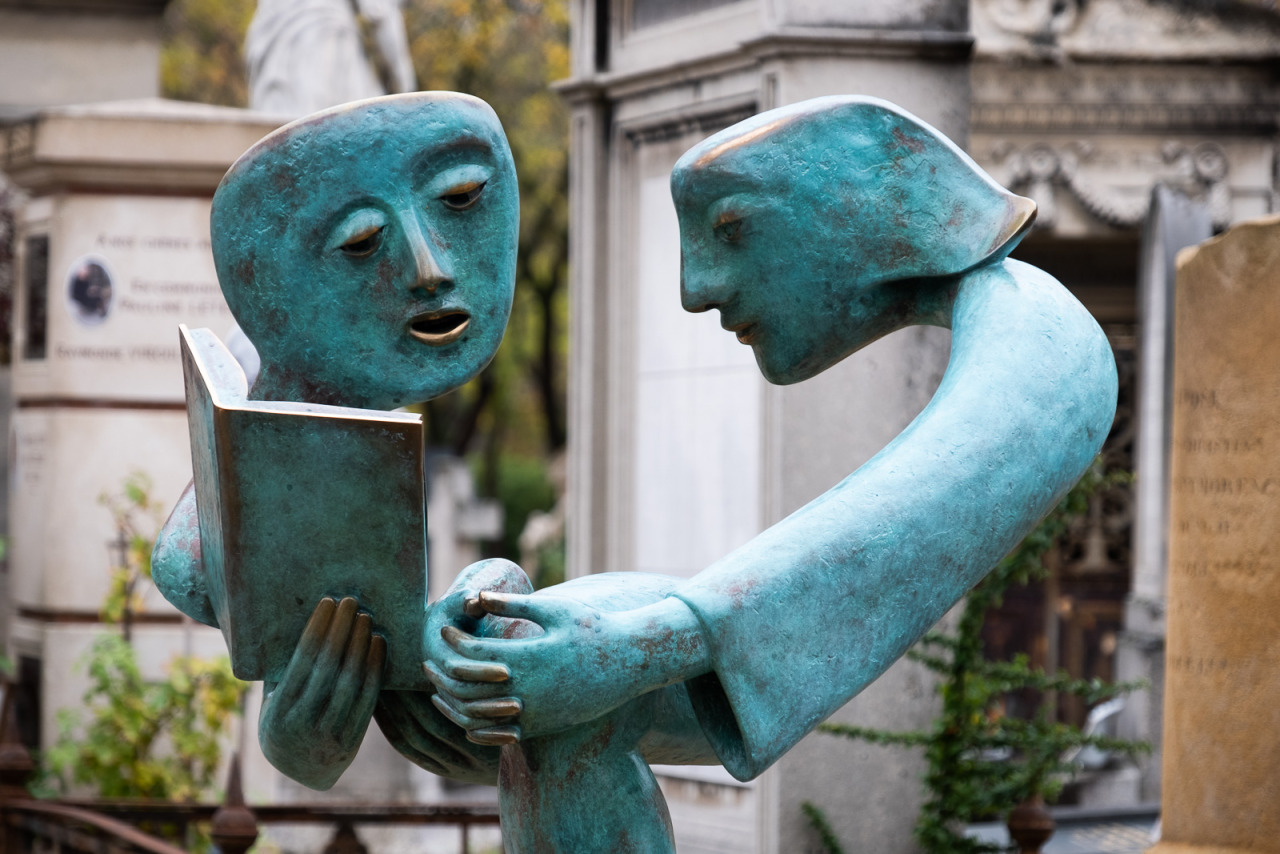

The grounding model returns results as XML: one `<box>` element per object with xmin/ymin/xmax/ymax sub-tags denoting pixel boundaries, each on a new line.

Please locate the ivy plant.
<box><xmin>35</xmin><ymin>472</ymin><xmax>247</xmax><ymax>803</ymax></box>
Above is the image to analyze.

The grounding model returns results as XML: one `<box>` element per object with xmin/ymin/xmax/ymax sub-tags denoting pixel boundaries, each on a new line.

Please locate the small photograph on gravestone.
<box><xmin>64</xmin><ymin>254</ymin><xmax>114</xmax><ymax>325</ymax></box>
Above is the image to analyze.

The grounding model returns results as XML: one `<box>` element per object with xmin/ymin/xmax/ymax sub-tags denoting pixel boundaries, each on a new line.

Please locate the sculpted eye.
<box><xmin>340</xmin><ymin>227</ymin><xmax>383</xmax><ymax>257</ymax></box>
<box><xmin>714</xmin><ymin>214</ymin><xmax>743</xmax><ymax>244</ymax></box>
<box><xmin>441</xmin><ymin>181</ymin><xmax>486</xmax><ymax>211</ymax></box>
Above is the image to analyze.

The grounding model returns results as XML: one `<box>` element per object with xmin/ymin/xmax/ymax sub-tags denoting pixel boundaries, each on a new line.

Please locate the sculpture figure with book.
<box><xmin>153</xmin><ymin>92</ymin><xmax>526</xmax><ymax>789</ymax></box>
<box><xmin>153</xmin><ymin>92</ymin><xmax>1117</xmax><ymax>852</ymax></box>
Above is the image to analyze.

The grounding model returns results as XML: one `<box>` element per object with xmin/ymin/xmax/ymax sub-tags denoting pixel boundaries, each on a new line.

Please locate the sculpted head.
<box><xmin>671</xmin><ymin>96</ymin><xmax>1035</xmax><ymax>384</ymax></box>
<box><xmin>211</xmin><ymin>92</ymin><xmax>519</xmax><ymax>409</ymax></box>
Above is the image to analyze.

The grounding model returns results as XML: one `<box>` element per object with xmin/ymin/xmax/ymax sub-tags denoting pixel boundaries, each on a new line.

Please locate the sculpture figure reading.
<box><xmin>154</xmin><ymin>93</ymin><xmax>1117</xmax><ymax>853</ymax></box>
<box><xmin>153</xmin><ymin>92</ymin><xmax>526</xmax><ymax>788</ymax></box>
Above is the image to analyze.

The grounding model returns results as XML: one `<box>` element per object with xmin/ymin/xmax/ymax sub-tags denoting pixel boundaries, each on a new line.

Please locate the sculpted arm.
<box><xmin>430</xmin><ymin>591</ymin><xmax>710</xmax><ymax>743</ymax></box>
<box><xmin>151</xmin><ymin>481</ymin><xmax>219</xmax><ymax>628</ymax></box>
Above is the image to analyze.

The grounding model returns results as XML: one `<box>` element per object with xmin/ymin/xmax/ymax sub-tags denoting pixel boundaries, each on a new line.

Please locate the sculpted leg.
<box><xmin>497</xmin><ymin>695</ymin><xmax>674</xmax><ymax>854</ymax></box>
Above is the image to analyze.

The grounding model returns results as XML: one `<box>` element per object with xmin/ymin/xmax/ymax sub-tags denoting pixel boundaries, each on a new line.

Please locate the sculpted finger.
<box><xmin>373</xmin><ymin>698</ymin><xmax>458</xmax><ymax>775</ymax></box>
<box><xmin>430</xmin><ymin>692</ymin><xmax>509</xmax><ymax>732</ymax></box>
<box><xmin>327</xmin><ymin>598</ymin><xmax>360</xmax><ymax>650</ymax></box>
<box><xmin>301</xmin><ymin>596</ymin><xmax>359</xmax><ymax>709</ymax></box>
<box><xmin>424</xmin><ymin>659</ymin><xmax>510</xmax><ymax>693</ymax></box>
<box><xmin>477</xmin><ymin>591</ymin><xmax>572</xmax><ymax>626</ymax></box>
<box><xmin>467</xmin><ymin>725</ymin><xmax>521</xmax><ymax>746</ymax></box>
<box><xmin>339</xmin><ymin>634</ymin><xmax>384</xmax><ymax>746</ymax></box>
<box><xmin>439</xmin><ymin>624</ymin><xmax>510</xmax><ymax>661</ymax></box>
<box><xmin>454</xmin><ymin>697</ymin><xmax>522</xmax><ymax>719</ymax></box>
<box><xmin>368</xmin><ymin>633</ymin><xmax>387</xmax><ymax>684</ymax></box>
<box><xmin>322</xmin><ymin>612</ymin><xmax>371</xmax><ymax>724</ymax></box>
<box><xmin>278</xmin><ymin>598</ymin><xmax>337</xmax><ymax>707</ymax></box>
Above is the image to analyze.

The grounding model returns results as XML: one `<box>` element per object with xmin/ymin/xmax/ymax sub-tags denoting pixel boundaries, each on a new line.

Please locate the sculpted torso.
<box><xmin>153</xmin><ymin>94</ymin><xmax>1116</xmax><ymax>852</ymax></box>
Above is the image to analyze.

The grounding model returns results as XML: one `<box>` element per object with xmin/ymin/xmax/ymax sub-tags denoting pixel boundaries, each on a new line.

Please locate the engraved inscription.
<box><xmin>1167</xmin><ymin>654</ymin><xmax>1233</xmax><ymax>674</ymax></box>
<box><xmin>1178</xmin><ymin>388</ymin><xmax>1221</xmax><ymax>410</ymax></box>
<box><xmin>1180</xmin><ymin>437</ymin><xmax>1264</xmax><ymax>455</ymax></box>
<box><xmin>1172</xmin><ymin>558</ymin><xmax>1266</xmax><ymax>579</ymax></box>
<box><xmin>1175</xmin><ymin>517</ymin><xmax>1234</xmax><ymax>536</ymax></box>
<box><xmin>1174</xmin><ymin>476</ymin><xmax>1280</xmax><ymax>495</ymax></box>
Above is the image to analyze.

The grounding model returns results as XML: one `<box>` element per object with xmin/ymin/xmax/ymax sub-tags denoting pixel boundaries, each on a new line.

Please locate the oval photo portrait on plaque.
<box><xmin>65</xmin><ymin>255</ymin><xmax>114</xmax><ymax>325</ymax></box>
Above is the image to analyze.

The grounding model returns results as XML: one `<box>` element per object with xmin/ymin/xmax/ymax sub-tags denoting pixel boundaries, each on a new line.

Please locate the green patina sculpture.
<box><xmin>424</xmin><ymin>96</ymin><xmax>1116</xmax><ymax>850</ymax></box>
<box><xmin>154</xmin><ymin>93</ymin><xmax>1117</xmax><ymax>852</ymax></box>
<box><xmin>154</xmin><ymin>92</ymin><xmax>525</xmax><ymax>788</ymax></box>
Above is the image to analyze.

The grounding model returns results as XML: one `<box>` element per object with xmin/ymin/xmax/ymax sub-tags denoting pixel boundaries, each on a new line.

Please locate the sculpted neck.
<box><xmin>250</xmin><ymin>363</ymin><xmax>383</xmax><ymax>411</ymax></box>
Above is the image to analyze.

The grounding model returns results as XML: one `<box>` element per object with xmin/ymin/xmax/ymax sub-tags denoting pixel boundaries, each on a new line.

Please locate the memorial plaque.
<box><xmin>1156</xmin><ymin>214</ymin><xmax>1280</xmax><ymax>852</ymax></box>
<box><xmin>19</xmin><ymin>194</ymin><xmax>233</xmax><ymax>402</ymax></box>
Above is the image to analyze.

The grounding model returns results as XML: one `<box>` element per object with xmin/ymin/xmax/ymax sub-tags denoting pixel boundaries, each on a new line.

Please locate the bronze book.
<box><xmin>179</xmin><ymin>324</ymin><xmax>428</xmax><ymax>690</ymax></box>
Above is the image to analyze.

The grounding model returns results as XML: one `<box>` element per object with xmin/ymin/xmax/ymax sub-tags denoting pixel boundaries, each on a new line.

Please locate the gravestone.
<box><xmin>1151</xmin><ymin>214</ymin><xmax>1280</xmax><ymax>852</ymax></box>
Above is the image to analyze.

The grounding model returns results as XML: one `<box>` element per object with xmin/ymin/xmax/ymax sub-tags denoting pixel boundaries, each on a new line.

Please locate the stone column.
<box><xmin>2</xmin><ymin>99</ymin><xmax>278</xmax><ymax>749</ymax></box>
<box><xmin>1150</xmin><ymin>214</ymin><xmax>1280</xmax><ymax>853</ymax></box>
<box><xmin>1118</xmin><ymin>187</ymin><xmax>1211</xmax><ymax>800</ymax></box>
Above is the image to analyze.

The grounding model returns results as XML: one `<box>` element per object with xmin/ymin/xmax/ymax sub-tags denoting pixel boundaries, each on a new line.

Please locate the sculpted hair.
<box><xmin>672</xmin><ymin>95</ymin><xmax>1036</xmax><ymax>285</ymax></box>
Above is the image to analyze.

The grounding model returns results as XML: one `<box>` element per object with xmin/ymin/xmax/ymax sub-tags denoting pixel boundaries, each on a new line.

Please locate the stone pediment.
<box><xmin>975</xmin><ymin>0</ymin><xmax>1280</xmax><ymax>60</ymax></box>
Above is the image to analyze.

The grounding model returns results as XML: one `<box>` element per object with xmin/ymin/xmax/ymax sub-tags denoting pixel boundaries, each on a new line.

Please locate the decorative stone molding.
<box><xmin>986</xmin><ymin>139</ymin><xmax>1234</xmax><ymax>230</ymax></box>
<box><xmin>972</xmin><ymin>63</ymin><xmax>1280</xmax><ymax>136</ymax></box>
<box><xmin>621</xmin><ymin>103</ymin><xmax>757</xmax><ymax>146</ymax></box>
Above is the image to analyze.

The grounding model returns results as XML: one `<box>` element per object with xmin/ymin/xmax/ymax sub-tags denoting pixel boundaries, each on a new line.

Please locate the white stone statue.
<box><xmin>246</xmin><ymin>0</ymin><xmax>416</xmax><ymax>116</ymax></box>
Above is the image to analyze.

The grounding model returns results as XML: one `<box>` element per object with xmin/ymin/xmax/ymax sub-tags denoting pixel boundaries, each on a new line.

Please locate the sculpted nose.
<box><xmin>679</xmin><ymin>256</ymin><xmax>726</xmax><ymax>313</ymax></box>
<box><xmin>400</xmin><ymin>209</ymin><xmax>451</xmax><ymax>293</ymax></box>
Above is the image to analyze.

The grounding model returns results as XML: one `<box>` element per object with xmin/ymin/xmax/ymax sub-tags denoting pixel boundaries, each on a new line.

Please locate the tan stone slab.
<box><xmin>1159</xmin><ymin>213</ymin><xmax>1280</xmax><ymax>851</ymax></box>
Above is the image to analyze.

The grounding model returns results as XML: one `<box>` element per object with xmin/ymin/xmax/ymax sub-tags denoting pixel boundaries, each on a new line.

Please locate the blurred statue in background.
<box><xmin>246</xmin><ymin>0</ymin><xmax>416</xmax><ymax>115</ymax></box>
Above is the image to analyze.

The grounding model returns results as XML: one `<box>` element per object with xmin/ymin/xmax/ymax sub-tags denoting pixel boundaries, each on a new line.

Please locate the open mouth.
<box><xmin>724</xmin><ymin>320</ymin><xmax>758</xmax><ymax>345</ymax></box>
<box><xmin>409</xmin><ymin>310</ymin><xmax>470</xmax><ymax>346</ymax></box>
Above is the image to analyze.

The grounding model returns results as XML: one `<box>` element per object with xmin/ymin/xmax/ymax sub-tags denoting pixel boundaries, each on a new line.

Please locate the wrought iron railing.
<box><xmin>0</xmin><ymin>683</ymin><xmax>500</xmax><ymax>854</ymax></box>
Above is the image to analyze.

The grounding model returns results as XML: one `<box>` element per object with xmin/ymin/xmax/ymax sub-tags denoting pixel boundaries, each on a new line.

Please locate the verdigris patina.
<box><xmin>154</xmin><ymin>93</ymin><xmax>1117</xmax><ymax>853</ymax></box>
<box><xmin>153</xmin><ymin>92</ymin><xmax>527</xmax><ymax>789</ymax></box>
<box><xmin>423</xmin><ymin>96</ymin><xmax>1117</xmax><ymax>849</ymax></box>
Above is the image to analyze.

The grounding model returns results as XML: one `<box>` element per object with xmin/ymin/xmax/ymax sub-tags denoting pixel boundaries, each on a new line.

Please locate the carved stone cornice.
<box><xmin>974</xmin><ymin>100</ymin><xmax>1277</xmax><ymax>136</ymax></box>
<box><xmin>973</xmin><ymin>62</ymin><xmax>1280</xmax><ymax>136</ymax></box>
<box><xmin>972</xmin><ymin>54</ymin><xmax>1279</xmax><ymax>234</ymax></box>
<box><xmin>620</xmin><ymin>101</ymin><xmax>757</xmax><ymax>146</ymax></box>
<box><xmin>974</xmin><ymin>0</ymin><xmax>1280</xmax><ymax>63</ymax></box>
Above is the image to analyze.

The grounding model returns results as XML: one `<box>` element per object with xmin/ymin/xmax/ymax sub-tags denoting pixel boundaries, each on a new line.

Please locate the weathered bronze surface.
<box><xmin>153</xmin><ymin>94</ymin><xmax>1117</xmax><ymax>852</ymax></box>
<box><xmin>424</xmin><ymin>97</ymin><xmax>1118</xmax><ymax>851</ymax></box>
<box><xmin>180</xmin><ymin>325</ymin><xmax>424</xmax><ymax>688</ymax></box>
<box><xmin>153</xmin><ymin>92</ymin><xmax>521</xmax><ymax>791</ymax></box>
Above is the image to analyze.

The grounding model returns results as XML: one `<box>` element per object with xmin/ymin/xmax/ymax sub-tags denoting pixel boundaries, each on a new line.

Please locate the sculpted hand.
<box><xmin>427</xmin><ymin>593</ymin><xmax>711</xmax><ymax>744</ymax></box>
<box><xmin>422</xmin><ymin>559</ymin><xmax>537</xmax><ymax>745</ymax></box>
<box><xmin>374</xmin><ymin>690</ymin><xmax>501</xmax><ymax>786</ymax></box>
<box><xmin>259</xmin><ymin>597</ymin><xmax>384</xmax><ymax>790</ymax></box>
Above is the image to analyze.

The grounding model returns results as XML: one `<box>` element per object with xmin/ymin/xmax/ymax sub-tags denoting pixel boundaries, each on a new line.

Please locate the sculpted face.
<box><xmin>212</xmin><ymin>93</ymin><xmax>519</xmax><ymax>409</ymax></box>
<box><xmin>671</xmin><ymin>97</ymin><xmax>1035</xmax><ymax>385</ymax></box>
<box><xmin>672</xmin><ymin>153</ymin><xmax>906</xmax><ymax>385</ymax></box>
